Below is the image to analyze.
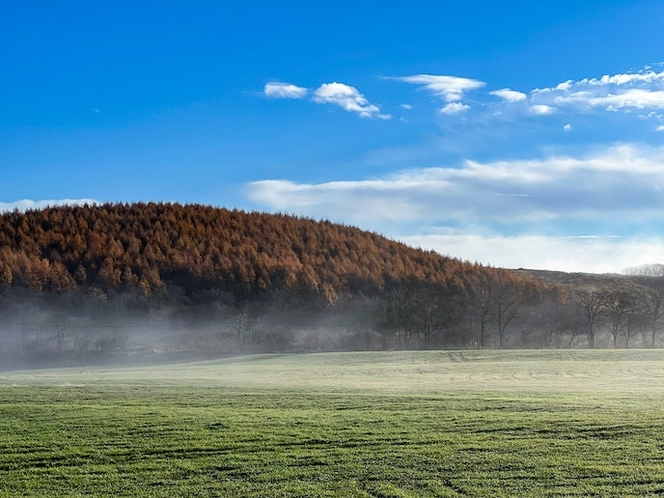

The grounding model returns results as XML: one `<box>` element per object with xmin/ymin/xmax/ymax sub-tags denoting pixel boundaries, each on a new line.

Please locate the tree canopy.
<box><xmin>0</xmin><ymin>202</ymin><xmax>543</xmax><ymax>303</ymax></box>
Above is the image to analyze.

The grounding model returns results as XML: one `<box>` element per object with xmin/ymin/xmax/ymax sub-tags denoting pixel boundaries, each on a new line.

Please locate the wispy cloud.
<box><xmin>312</xmin><ymin>82</ymin><xmax>390</xmax><ymax>119</ymax></box>
<box><xmin>394</xmin><ymin>74</ymin><xmax>485</xmax><ymax>113</ymax></box>
<box><xmin>396</xmin><ymin>74</ymin><xmax>486</xmax><ymax>102</ymax></box>
<box><xmin>264</xmin><ymin>82</ymin><xmax>308</xmax><ymax>99</ymax></box>
<box><xmin>0</xmin><ymin>198</ymin><xmax>99</xmax><ymax>213</ymax></box>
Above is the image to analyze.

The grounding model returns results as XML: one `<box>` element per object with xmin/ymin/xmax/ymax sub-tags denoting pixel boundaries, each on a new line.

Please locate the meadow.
<box><xmin>3</xmin><ymin>350</ymin><xmax>664</xmax><ymax>496</ymax></box>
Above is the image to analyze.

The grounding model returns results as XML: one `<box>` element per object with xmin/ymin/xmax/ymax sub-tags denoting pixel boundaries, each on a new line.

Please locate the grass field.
<box><xmin>3</xmin><ymin>350</ymin><xmax>664</xmax><ymax>496</ymax></box>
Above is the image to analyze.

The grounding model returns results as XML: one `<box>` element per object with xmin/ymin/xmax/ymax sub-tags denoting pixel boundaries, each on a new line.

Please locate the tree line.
<box><xmin>2</xmin><ymin>276</ymin><xmax>662</xmax><ymax>361</ymax></box>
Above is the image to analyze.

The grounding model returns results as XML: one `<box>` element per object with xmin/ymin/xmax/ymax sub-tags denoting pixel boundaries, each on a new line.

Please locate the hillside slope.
<box><xmin>0</xmin><ymin>202</ymin><xmax>536</xmax><ymax>301</ymax></box>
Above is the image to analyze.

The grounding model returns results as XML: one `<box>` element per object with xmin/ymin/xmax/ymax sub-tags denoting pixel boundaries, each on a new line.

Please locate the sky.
<box><xmin>2</xmin><ymin>1</ymin><xmax>664</xmax><ymax>273</ymax></box>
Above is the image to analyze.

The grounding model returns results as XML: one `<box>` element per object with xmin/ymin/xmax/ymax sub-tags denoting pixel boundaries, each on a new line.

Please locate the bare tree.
<box><xmin>53</xmin><ymin>313</ymin><xmax>68</xmax><ymax>353</ymax></box>
<box><xmin>468</xmin><ymin>278</ymin><xmax>521</xmax><ymax>348</ymax></box>
<box><xmin>493</xmin><ymin>283</ymin><xmax>520</xmax><ymax>348</ymax></box>
<box><xmin>623</xmin><ymin>264</ymin><xmax>664</xmax><ymax>277</ymax></box>
<box><xmin>575</xmin><ymin>290</ymin><xmax>605</xmax><ymax>348</ymax></box>
<box><xmin>624</xmin><ymin>299</ymin><xmax>647</xmax><ymax>349</ymax></box>
<box><xmin>379</xmin><ymin>282</ymin><xmax>464</xmax><ymax>349</ymax></box>
<box><xmin>603</xmin><ymin>290</ymin><xmax>633</xmax><ymax>348</ymax></box>
<box><xmin>233</xmin><ymin>303</ymin><xmax>260</xmax><ymax>352</ymax></box>
<box><xmin>469</xmin><ymin>287</ymin><xmax>492</xmax><ymax>348</ymax></box>
<box><xmin>378</xmin><ymin>285</ymin><xmax>416</xmax><ymax>349</ymax></box>
<box><xmin>395</xmin><ymin>328</ymin><xmax>417</xmax><ymax>350</ymax></box>
<box><xmin>536</xmin><ymin>298</ymin><xmax>580</xmax><ymax>348</ymax></box>
<box><xmin>410</xmin><ymin>286</ymin><xmax>462</xmax><ymax>349</ymax></box>
<box><xmin>641</xmin><ymin>288</ymin><xmax>664</xmax><ymax>347</ymax></box>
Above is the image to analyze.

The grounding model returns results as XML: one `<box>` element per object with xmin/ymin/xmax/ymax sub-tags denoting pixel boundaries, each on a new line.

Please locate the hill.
<box><xmin>0</xmin><ymin>203</ymin><xmax>553</xmax><ymax>358</ymax></box>
<box><xmin>0</xmin><ymin>202</ymin><xmax>535</xmax><ymax>301</ymax></box>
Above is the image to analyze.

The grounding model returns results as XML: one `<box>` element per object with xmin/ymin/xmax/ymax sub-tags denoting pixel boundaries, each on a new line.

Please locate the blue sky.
<box><xmin>2</xmin><ymin>1</ymin><xmax>664</xmax><ymax>272</ymax></box>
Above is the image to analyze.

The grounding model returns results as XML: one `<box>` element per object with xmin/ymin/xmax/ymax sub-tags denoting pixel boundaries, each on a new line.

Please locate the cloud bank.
<box><xmin>247</xmin><ymin>144</ymin><xmax>664</xmax><ymax>225</ymax></box>
<box><xmin>245</xmin><ymin>143</ymin><xmax>664</xmax><ymax>272</ymax></box>
<box><xmin>400</xmin><ymin>233</ymin><xmax>664</xmax><ymax>273</ymax></box>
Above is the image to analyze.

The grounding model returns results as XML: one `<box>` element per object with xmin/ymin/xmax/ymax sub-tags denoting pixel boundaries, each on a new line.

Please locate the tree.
<box><xmin>378</xmin><ymin>285</ymin><xmax>416</xmax><ymax>349</ymax></box>
<box><xmin>53</xmin><ymin>313</ymin><xmax>69</xmax><ymax>353</ymax></box>
<box><xmin>641</xmin><ymin>288</ymin><xmax>664</xmax><ymax>347</ymax></box>
<box><xmin>469</xmin><ymin>286</ymin><xmax>492</xmax><ymax>349</ymax></box>
<box><xmin>624</xmin><ymin>298</ymin><xmax>647</xmax><ymax>349</ymax></box>
<box><xmin>409</xmin><ymin>284</ymin><xmax>462</xmax><ymax>349</ymax></box>
<box><xmin>232</xmin><ymin>303</ymin><xmax>262</xmax><ymax>352</ymax></box>
<box><xmin>603</xmin><ymin>290</ymin><xmax>633</xmax><ymax>348</ymax></box>
<box><xmin>575</xmin><ymin>290</ymin><xmax>605</xmax><ymax>348</ymax></box>
<box><xmin>468</xmin><ymin>275</ymin><xmax>524</xmax><ymax>348</ymax></box>
<box><xmin>0</xmin><ymin>256</ymin><xmax>12</xmax><ymax>288</ymax></box>
<box><xmin>493</xmin><ymin>282</ymin><xmax>520</xmax><ymax>348</ymax></box>
<box><xmin>377</xmin><ymin>281</ymin><xmax>464</xmax><ymax>350</ymax></box>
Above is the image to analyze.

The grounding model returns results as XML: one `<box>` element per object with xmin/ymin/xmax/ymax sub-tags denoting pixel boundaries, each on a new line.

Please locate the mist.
<box><xmin>3</xmin><ymin>268</ymin><xmax>664</xmax><ymax>372</ymax></box>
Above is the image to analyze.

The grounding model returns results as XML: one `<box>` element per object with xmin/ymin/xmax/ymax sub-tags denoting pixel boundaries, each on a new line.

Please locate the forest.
<box><xmin>0</xmin><ymin>202</ymin><xmax>662</xmax><ymax>364</ymax></box>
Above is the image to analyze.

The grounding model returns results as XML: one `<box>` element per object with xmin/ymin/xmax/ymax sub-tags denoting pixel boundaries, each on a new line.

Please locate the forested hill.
<box><xmin>13</xmin><ymin>203</ymin><xmax>664</xmax><ymax>355</ymax></box>
<box><xmin>0</xmin><ymin>202</ymin><xmax>540</xmax><ymax>302</ymax></box>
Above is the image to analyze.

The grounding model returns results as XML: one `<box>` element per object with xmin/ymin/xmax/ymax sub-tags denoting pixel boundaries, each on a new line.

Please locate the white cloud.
<box><xmin>657</xmin><ymin>125</ymin><xmax>664</xmax><ymax>132</ymax></box>
<box><xmin>0</xmin><ymin>198</ymin><xmax>99</xmax><ymax>213</ymax></box>
<box><xmin>563</xmin><ymin>123</ymin><xmax>572</xmax><ymax>131</ymax></box>
<box><xmin>399</xmin><ymin>103</ymin><xmax>413</xmax><ymax>110</ymax></box>
<box><xmin>532</xmin><ymin>69</ymin><xmax>664</xmax><ymax>113</ymax></box>
<box><xmin>264</xmin><ymin>82</ymin><xmax>308</xmax><ymax>99</ymax></box>
<box><xmin>395</xmin><ymin>74</ymin><xmax>485</xmax><ymax>103</ymax></box>
<box><xmin>440</xmin><ymin>102</ymin><xmax>470</xmax><ymax>115</ymax></box>
<box><xmin>312</xmin><ymin>82</ymin><xmax>390</xmax><ymax>119</ymax></box>
<box><xmin>400</xmin><ymin>232</ymin><xmax>664</xmax><ymax>273</ymax></box>
<box><xmin>490</xmin><ymin>88</ymin><xmax>527</xmax><ymax>103</ymax></box>
<box><xmin>529</xmin><ymin>104</ymin><xmax>556</xmax><ymax>115</ymax></box>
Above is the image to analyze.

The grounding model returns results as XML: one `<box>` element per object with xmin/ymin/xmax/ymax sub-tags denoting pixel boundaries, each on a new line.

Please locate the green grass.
<box><xmin>3</xmin><ymin>350</ymin><xmax>664</xmax><ymax>496</ymax></box>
